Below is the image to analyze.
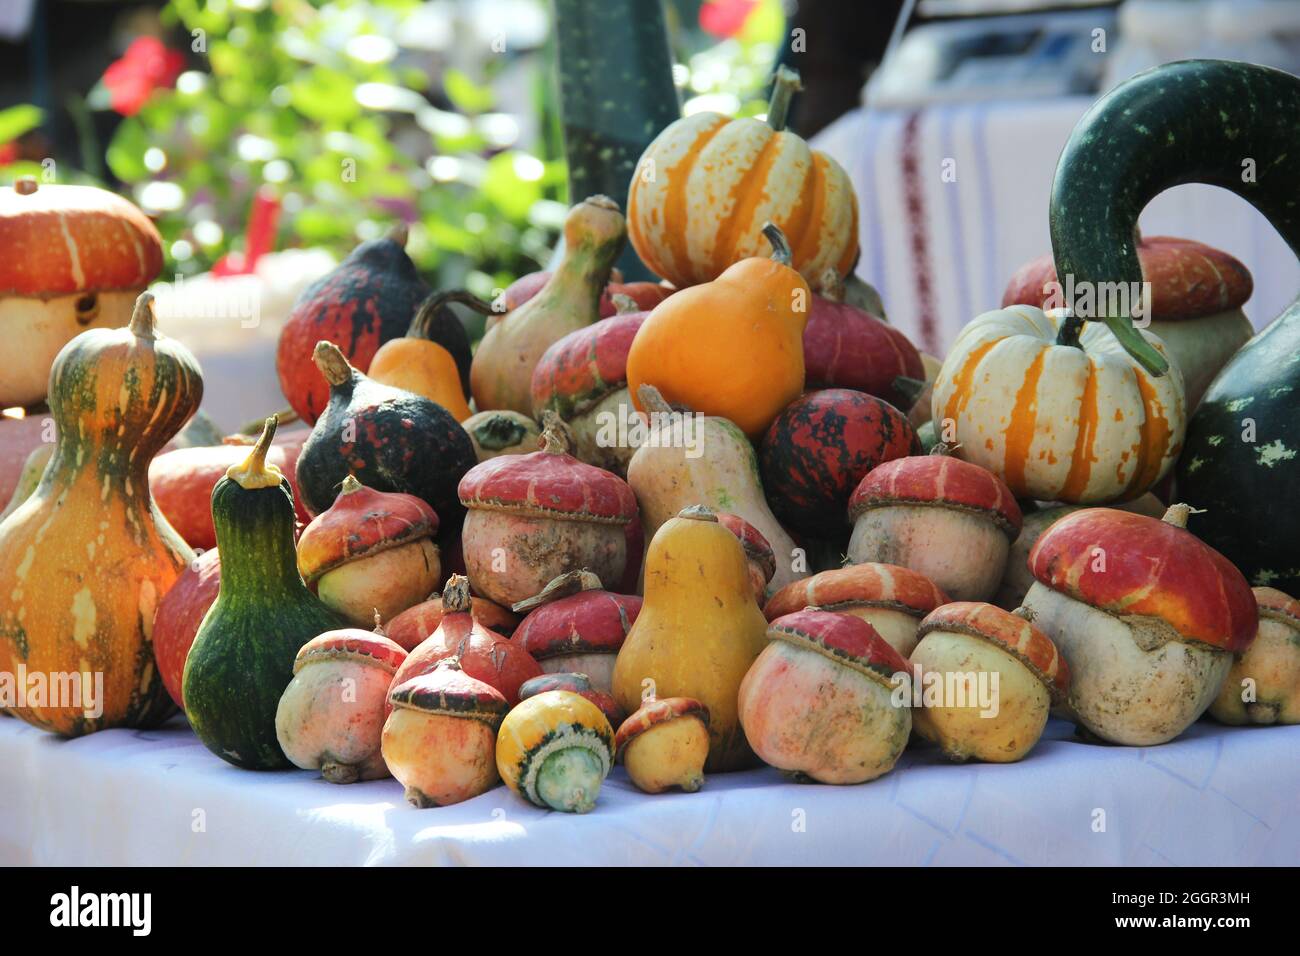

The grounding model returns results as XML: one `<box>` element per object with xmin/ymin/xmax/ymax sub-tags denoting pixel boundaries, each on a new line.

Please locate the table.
<box><xmin>3</xmin><ymin>712</ymin><xmax>1294</xmax><ymax>866</ymax></box>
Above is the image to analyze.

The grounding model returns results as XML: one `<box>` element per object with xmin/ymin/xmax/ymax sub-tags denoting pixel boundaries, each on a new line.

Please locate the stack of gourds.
<box><xmin>0</xmin><ymin>58</ymin><xmax>1297</xmax><ymax>816</ymax></box>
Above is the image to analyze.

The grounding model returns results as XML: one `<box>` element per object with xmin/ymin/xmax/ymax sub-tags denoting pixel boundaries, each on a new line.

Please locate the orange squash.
<box><xmin>627</xmin><ymin>66</ymin><xmax>857</xmax><ymax>291</ymax></box>
<box><xmin>626</xmin><ymin>223</ymin><xmax>810</xmax><ymax>439</ymax></box>
<box><xmin>0</xmin><ymin>293</ymin><xmax>203</xmax><ymax>735</ymax></box>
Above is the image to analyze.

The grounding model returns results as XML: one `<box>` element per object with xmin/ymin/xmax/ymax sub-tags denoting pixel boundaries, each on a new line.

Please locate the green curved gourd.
<box><xmin>1050</xmin><ymin>59</ymin><xmax>1300</xmax><ymax>589</ymax></box>
<box><xmin>1050</xmin><ymin>60</ymin><xmax>1300</xmax><ymax>375</ymax></box>
<box><xmin>183</xmin><ymin>418</ymin><xmax>348</xmax><ymax>770</ymax></box>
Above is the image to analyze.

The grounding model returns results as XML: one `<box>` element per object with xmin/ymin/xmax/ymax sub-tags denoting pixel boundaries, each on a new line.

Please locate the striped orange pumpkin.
<box><xmin>627</xmin><ymin>67</ymin><xmax>858</xmax><ymax>290</ymax></box>
<box><xmin>930</xmin><ymin>305</ymin><xmax>1186</xmax><ymax>503</ymax></box>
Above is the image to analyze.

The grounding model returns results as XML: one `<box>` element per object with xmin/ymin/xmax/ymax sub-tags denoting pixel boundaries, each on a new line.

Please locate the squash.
<box><xmin>385</xmin><ymin>591</ymin><xmax>518</xmax><ymax>649</ymax></box>
<box><xmin>1209</xmin><ymin>587</ymin><xmax>1300</xmax><ymax>726</ymax></box>
<box><xmin>471</xmin><ymin>196</ymin><xmax>626</xmax><ymax>414</ymax></box>
<box><xmin>760</xmin><ymin>387</ymin><xmax>918</xmax><ymax>538</ymax></box>
<box><xmin>368</xmin><ymin>291</ymin><xmax>492</xmax><ymax>421</ymax></box>
<box><xmin>612</xmin><ymin>505</ymin><xmax>769</xmax><ymax>772</ymax></box>
<box><xmin>183</xmin><ymin>418</ymin><xmax>350</xmax><ymax>769</ymax></box>
<box><xmin>0</xmin><ymin>292</ymin><xmax>201</xmax><ymax>735</ymax></box>
<box><xmin>502</xmin><ymin>269</ymin><xmax>670</xmax><ymax>316</ymax></box>
<box><xmin>496</xmin><ymin>689</ymin><xmax>614</xmax><ymax>813</ymax></box>
<box><xmin>0</xmin><ymin>443</ymin><xmax>51</xmax><ymax>522</ymax></box>
<box><xmin>296</xmin><ymin>341</ymin><xmax>478</xmax><ymax>540</ymax></box>
<box><xmin>461</xmin><ymin>410</ymin><xmax>541</xmax><ymax>463</ymax></box>
<box><xmin>626</xmin><ymin>385</ymin><xmax>803</xmax><ymax>593</ymax></box>
<box><xmin>153</xmin><ymin>548</ymin><xmax>221</xmax><ymax>709</ymax></box>
<box><xmin>615</xmin><ymin>696</ymin><xmax>710</xmax><ymax>795</ymax></box>
<box><xmin>626</xmin><ymin>223</ymin><xmax>810</xmax><ymax>440</ymax></box>
<box><xmin>627</xmin><ymin>66</ymin><xmax>858</xmax><ymax>290</ymax></box>
<box><xmin>931</xmin><ymin>305</ymin><xmax>1185</xmax><ymax>503</ymax></box>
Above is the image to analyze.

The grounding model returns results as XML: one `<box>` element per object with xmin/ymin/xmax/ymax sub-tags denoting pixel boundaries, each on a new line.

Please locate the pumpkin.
<box><xmin>612</xmin><ymin>505</ymin><xmax>769</xmax><ymax>772</ymax></box>
<box><xmin>153</xmin><ymin>548</ymin><xmax>222</xmax><ymax>709</ymax></box>
<box><xmin>627</xmin><ymin>66</ymin><xmax>857</xmax><ymax>290</ymax></box>
<box><xmin>615</xmin><ymin>696</ymin><xmax>710</xmax><ymax>795</ymax></box>
<box><xmin>626</xmin><ymin>223</ymin><xmax>810</xmax><ymax>440</ymax></box>
<box><xmin>0</xmin><ymin>293</ymin><xmax>201</xmax><ymax>735</ymax></box>
<box><xmin>1209</xmin><ymin>588</ymin><xmax>1300</xmax><ymax>726</ymax></box>
<box><xmin>385</xmin><ymin>591</ymin><xmax>518</xmax><ymax>650</ymax></box>
<box><xmin>760</xmin><ymin>388</ymin><xmax>918</xmax><ymax>538</ymax></box>
<box><xmin>0</xmin><ymin>177</ymin><xmax>163</xmax><ymax>409</ymax></box>
<box><xmin>716</xmin><ymin>512</ymin><xmax>776</xmax><ymax>604</ymax></box>
<box><xmin>931</xmin><ymin>305</ymin><xmax>1185</xmax><ymax>503</ymax></box>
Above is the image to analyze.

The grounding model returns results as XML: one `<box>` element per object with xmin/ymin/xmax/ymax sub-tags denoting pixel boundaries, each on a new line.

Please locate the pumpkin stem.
<box><xmin>761</xmin><ymin>222</ymin><xmax>793</xmax><ymax>267</ymax></box>
<box><xmin>1161</xmin><ymin>502</ymin><xmax>1204</xmax><ymax>529</ymax></box>
<box><xmin>539</xmin><ymin>411</ymin><xmax>575</xmax><ymax>455</ymax></box>
<box><xmin>679</xmin><ymin>504</ymin><xmax>717</xmax><ymax>522</ymax></box>
<box><xmin>372</xmin><ymin>608</ymin><xmax>386</xmax><ymax>635</ymax></box>
<box><xmin>409</xmin><ymin>290</ymin><xmax>495</xmax><ymax>338</ymax></box>
<box><xmin>226</xmin><ymin>416</ymin><xmax>284</xmax><ymax>490</ymax></box>
<box><xmin>512</xmin><ymin>569</ymin><xmax>604</xmax><ymax>613</ymax></box>
<box><xmin>818</xmin><ymin>268</ymin><xmax>845</xmax><ymax>303</ymax></box>
<box><xmin>442</xmin><ymin>574</ymin><xmax>472</xmax><ymax>613</ymax></box>
<box><xmin>385</xmin><ymin>222</ymin><xmax>409</xmax><ymax>247</ymax></box>
<box><xmin>313</xmin><ymin>340</ymin><xmax>354</xmax><ymax>387</ymax></box>
<box><xmin>1012</xmin><ymin>606</ymin><xmax>1038</xmax><ymax>622</ymax></box>
<box><xmin>340</xmin><ymin>474</ymin><xmax>364</xmax><ymax>496</ymax></box>
<box><xmin>636</xmin><ymin>383</ymin><xmax>673</xmax><ymax>416</ymax></box>
<box><xmin>929</xmin><ymin>442</ymin><xmax>957</xmax><ymax>457</ymax></box>
<box><xmin>610</xmin><ymin>293</ymin><xmax>639</xmax><ymax>315</ymax></box>
<box><xmin>129</xmin><ymin>292</ymin><xmax>158</xmax><ymax>339</ymax></box>
<box><xmin>766</xmin><ymin>65</ymin><xmax>802</xmax><ymax>132</ymax></box>
<box><xmin>1054</xmin><ymin>309</ymin><xmax>1087</xmax><ymax>349</ymax></box>
<box><xmin>582</xmin><ymin>194</ymin><xmax>620</xmax><ymax>213</ymax></box>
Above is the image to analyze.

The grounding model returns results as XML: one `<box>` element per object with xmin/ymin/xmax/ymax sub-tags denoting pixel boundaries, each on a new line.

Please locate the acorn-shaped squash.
<box><xmin>496</xmin><ymin>689</ymin><xmax>614</xmax><ymax>813</ymax></box>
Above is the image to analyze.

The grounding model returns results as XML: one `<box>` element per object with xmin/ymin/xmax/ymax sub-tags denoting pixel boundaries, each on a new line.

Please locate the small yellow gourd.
<box><xmin>368</xmin><ymin>292</ymin><xmax>483</xmax><ymax>421</ymax></box>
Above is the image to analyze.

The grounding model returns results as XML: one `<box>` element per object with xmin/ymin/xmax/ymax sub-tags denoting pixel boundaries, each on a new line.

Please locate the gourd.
<box><xmin>385</xmin><ymin>590</ymin><xmax>518</xmax><ymax>650</ymax></box>
<box><xmin>612</xmin><ymin>506</ymin><xmax>769</xmax><ymax>772</ymax></box>
<box><xmin>931</xmin><ymin>305</ymin><xmax>1184</xmax><ymax>503</ymax></box>
<box><xmin>0</xmin><ymin>443</ymin><xmax>51</xmax><ymax>522</ymax></box>
<box><xmin>626</xmin><ymin>385</ymin><xmax>802</xmax><ymax>593</ymax></box>
<box><xmin>518</xmin><ymin>671</ymin><xmax>624</xmax><ymax>728</ymax></box>
<box><xmin>0</xmin><ymin>292</ymin><xmax>201</xmax><ymax>736</ymax></box>
<box><xmin>461</xmin><ymin>410</ymin><xmax>542</xmax><ymax>463</ymax></box>
<box><xmin>471</xmin><ymin>196</ymin><xmax>626</xmax><ymax>414</ymax></box>
<box><xmin>615</xmin><ymin>696</ymin><xmax>710</xmax><ymax>795</ymax></box>
<box><xmin>1209</xmin><ymin>587</ymin><xmax>1300</xmax><ymax>726</ymax></box>
<box><xmin>296</xmin><ymin>341</ymin><xmax>478</xmax><ymax>537</ymax></box>
<box><xmin>716</xmin><ymin>512</ymin><xmax>776</xmax><ymax>605</ymax></box>
<box><xmin>368</xmin><ymin>291</ymin><xmax>493</xmax><ymax>421</ymax></box>
<box><xmin>626</xmin><ymin>223</ymin><xmax>810</xmax><ymax>440</ymax></box>
<box><xmin>153</xmin><ymin>548</ymin><xmax>221</xmax><ymax>709</ymax></box>
<box><xmin>502</xmin><ymin>269</ymin><xmax>669</xmax><ymax>316</ymax></box>
<box><xmin>496</xmin><ymin>689</ymin><xmax>615</xmax><ymax>813</ymax></box>
<box><xmin>627</xmin><ymin>66</ymin><xmax>858</xmax><ymax>290</ymax></box>
<box><xmin>183</xmin><ymin>418</ymin><xmax>350</xmax><ymax>769</ymax></box>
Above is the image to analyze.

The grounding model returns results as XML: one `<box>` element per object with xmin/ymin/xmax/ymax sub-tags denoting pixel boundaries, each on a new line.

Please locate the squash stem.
<box><xmin>442</xmin><ymin>574</ymin><xmax>472</xmax><ymax>613</ymax></box>
<box><xmin>1054</xmin><ymin>310</ymin><xmax>1087</xmax><ymax>349</ymax></box>
<box><xmin>313</xmin><ymin>341</ymin><xmax>354</xmax><ymax>387</ymax></box>
<box><xmin>761</xmin><ymin>222</ymin><xmax>793</xmax><ymax>267</ymax></box>
<box><xmin>766</xmin><ymin>66</ymin><xmax>802</xmax><ymax>133</ymax></box>
<box><xmin>129</xmin><ymin>292</ymin><xmax>158</xmax><ymax>339</ymax></box>
<box><xmin>226</xmin><ymin>416</ymin><xmax>283</xmax><ymax>489</ymax></box>
<box><xmin>410</xmin><ymin>290</ymin><xmax>495</xmax><ymax>338</ymax></box>
<box><xmin>1105</xmin><ymin>316</ymin><xmax>1169</xmax><ymax>375</ymax></box>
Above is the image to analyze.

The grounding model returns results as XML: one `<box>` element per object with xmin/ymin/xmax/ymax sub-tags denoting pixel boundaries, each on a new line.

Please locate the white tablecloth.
<box><xmin>2</xmin><ymin>713</ymin><xmax>1295</xmax><ymax>866</ymax></box>
<box><xmin>815</xmin><ymin>98</ymin><xmax>1300</xmax><ymax>358</ymax></box>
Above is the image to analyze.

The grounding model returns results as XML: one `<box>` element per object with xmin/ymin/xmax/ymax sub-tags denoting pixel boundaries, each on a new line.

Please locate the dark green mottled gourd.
<box><xmin>1049</xmin><ymin>59</ymin><xmax>1300</xmax><ymax>589</ymax></box>
<box><xmin>183</xmin><ymin>417</ymin><xmax>347</xmax><ymax>770</ymax></box>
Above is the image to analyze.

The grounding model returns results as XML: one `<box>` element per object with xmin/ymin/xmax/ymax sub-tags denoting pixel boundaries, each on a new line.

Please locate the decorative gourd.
<box><xmin>471</xmin><ymin>196</ymin><xmax>626</xmax><ymax>414</ymax></box>
<box><xmin>1022</xmin><ymin>503</ymin><xmax>1257</xmax><ymax>745</ymax></box>
<box><xmin>0</xmin><ymin>292</ymin><xmax>201</xmax><ymax>736</ymax></box>
<box><xmin>0</xmin><ymin>177</ymin><xmax>164</xmax><ymax>408</ymax></box>
<box><xmin>612</xmin><ymin>506</ymin><xmax>769</xmax><ymax>772</ymax></box>
<box><xmin>502</xmin><ymin>269</ymin><xmax>670</xmax><ymax>316</ymax></box>
<box><xmin>518</xmin><ymin>671</ymin><xmax>623</xmax><ymax>728</ymax></box>
<box><xmin>715</xmin><ymin>512</ymin><xmax>776</xmax><ymax>605</ymax></box>
<box><xmin>183</xmin><ymin>418</ymin><xmax>350</xmax><ymax>769</ymax></box>
<box><xmin>760</xmin><ymin>388</ymin><xmax>918</xmax><ymax>538</ymax></box>
<box><xmin>803</xmin><ymin>270</ymin><xmax>924</xmax><ymax>409</ymax></box>
<box><xmin>461</xmin><ymin>410</ymin><xmax>542</xmax><ymax>463</ymax></box>
<box><xmin>615</xmin><ymin>696</ymin><xmax>710</xmax><ymax>795</ymax></box>
<box><xmin>383</xmin><ymin>658</ymin><xmax>508</xmax><ymax>807</ymax></box>
<box><xmin>388</xmin><ymin>575</ymin><xmax>541</xmax><ymax>707</ymax></box>
<box><xmin>512</xmin><ymin>570</ymin><xmax>641</xmax><ymax>691</ymax></box>
<box><xmin>847</xmin><ymin>446</ymin><xmax>1022</xmax><ymax>602</ymax></box>
<box><xmin>368</xmin><ymin>291</ymin><xmax>492</xmax><ymax>420</ymax></box>
<box><xmin>763</xmin><ymin>563</ymin><xmax>949</xmax><ymax>657</ymax></box>
<box><xmin>153</xmin><ymin>548</ymin><xmax>221</xmax><ymax>709</ymax></box>
<box><xmin>1003</xmin><ymin>236</ymin><xmax>1254</xmax><ymax>409</ymax></box>
<box><xmin>626</xmin><ymin>223</ymin><xmax>810</xmax><ymax>440</ymax></box>
<box><xmin>276</xmin><ymin>225</ymin><xmax>471</xmax><ymax>424</ymax></box>
<box><xmin>738</xmin><ymin>609</ymin><xmax>911</xmax><ymax>784</ymax></box>
<box><xmin>0</xmin><ymin>443</ymin><xmax>51</xmax><ymax>522</ymax></box>
<box><xmin>1209</xmin><ymin>588</ymin><xmax>1300</xmax><ymax>726</ymax></box>
<box><xmin>495</xmin><ymin>689</ymin><xmax>615</xmax><ymax>813</ymax></box>
<box><xmin>458</xmin><ymin>416</ymin><xmax>638</xmax><ymax>608</ymax></box>
<box><xmin>275</xmin><ymin>625</ymin><xmax>408</xmax><ymax>783</ymax></box>
<box><xmin>530</xmin><ymin>295</ymin><xmax>647</xmax><ymax>475</ymax></box>
<box><xmin>627</xmin><ymin>66</ymin><xmax>857</xmax><ymax>290</ymax></box>
<box><xmin>910</xmin><ymin>602</ymin><xmax>1069</xmax><ymax>763</ymax></box>
<box><xmin>296</xmin><ymin>475</ymin><xmax>441</xmax><ymax>626</ymax></box>
<box><xmin>385</xmin><ymin>591</ymin><xmax>518</xmax><ymax>650</ymax></box>
<box><xmin>626</xmin><ymin>385</ymin><xmax>802</xmax><ymax>593</ymax></box>
<box><xmin>296</xmin><ymin>341</ymin><xmax>477</xmax><ymax>537</ymax></box>
<box><xmin>931</xmin><ymin>305</ymin><xmax>1185</xmax><ymax>503</ymax></box>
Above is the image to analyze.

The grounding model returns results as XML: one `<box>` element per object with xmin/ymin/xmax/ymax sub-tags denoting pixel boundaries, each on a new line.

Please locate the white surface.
<box><xmin>2</xmin><ymin>713</ymin><xmax>1295</xmax><ymax>866</ymax></box>
<box><xmin>815</xmin><ymin>97</ymin><xmax>1300</xmax><ymax>359</ymax></box>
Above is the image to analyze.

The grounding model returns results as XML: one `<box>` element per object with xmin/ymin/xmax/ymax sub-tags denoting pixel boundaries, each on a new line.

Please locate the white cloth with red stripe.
<box><xmin>814</xmin><ymin>97</ymin><xmax>1300</xmax><ymax>359</ymax></box>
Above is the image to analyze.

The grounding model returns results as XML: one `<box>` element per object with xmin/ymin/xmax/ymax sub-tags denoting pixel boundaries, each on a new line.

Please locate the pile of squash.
<box><xmin>1</xmin><ymin>59</ymin><xmax>1298</xmax><ymax>815</ymax></box>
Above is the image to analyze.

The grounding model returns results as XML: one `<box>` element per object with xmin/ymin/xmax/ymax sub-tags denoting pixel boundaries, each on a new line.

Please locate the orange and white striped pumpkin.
<box><xmin>931</xmin><ymin>305</ymin><xmax>1186</xmax><ymax>504</ymax></box>
<box><xmin>627</xmin><ymin>68</ymin><xmax>858</xmax><ymax>290</ymax></box>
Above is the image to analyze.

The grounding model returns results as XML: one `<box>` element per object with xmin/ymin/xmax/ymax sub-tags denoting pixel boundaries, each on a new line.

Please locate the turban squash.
<box><xmin>931</xmin><ymin>305</ymin><xmax>1185</xmax><ymax>503</ymax></box>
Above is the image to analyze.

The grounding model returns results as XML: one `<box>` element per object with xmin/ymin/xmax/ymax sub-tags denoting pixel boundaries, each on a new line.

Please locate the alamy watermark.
<box><xmin>1042</xmin><ymin>275</ymin><xmax>1153</xmax><ymax>328</ymax></box>
<box><xmin>0</xmin><ymin>666</ymin><xmax>103</xmax><ymax>719</ymax></box>
<box><xmin>594</xmin><ymin>404</ymin><xmax>705</xmax><ymax>459</ymax></box>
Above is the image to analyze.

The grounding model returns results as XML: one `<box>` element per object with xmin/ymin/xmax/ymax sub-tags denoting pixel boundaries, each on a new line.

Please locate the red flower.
<box><xmin>699</xmin><ymin>0</ymin><xmax>758</xmax><ymax>38</ymax></box>
<box><xmin>102</xmin><ymin>36</ymin><xmax>185</xmax><ymax>117</ymax></box>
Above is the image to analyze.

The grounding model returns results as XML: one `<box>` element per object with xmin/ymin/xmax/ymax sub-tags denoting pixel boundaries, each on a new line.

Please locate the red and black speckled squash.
<box><xmin>0</xmin><ymin>293</ymin><xmax>202</xmax><ymax>736</ymax></box>
<box><xmin>296</xmin><ymin>341</ymin><xmax>478</xmax><ymax>539</ymax></box>
<box><xmin>276</xmin><ymin>226</ymin><xmax>471</xmax><ymax>424</ymax></box>
<box><xmin>760</xmin><ymin>388</ymin><xmax>918</xmax><ymax>538</ymax></box>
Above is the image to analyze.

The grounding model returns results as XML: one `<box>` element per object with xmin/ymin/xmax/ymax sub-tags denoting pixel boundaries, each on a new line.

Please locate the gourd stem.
<box><xmin>442</xmin><ymin>574</ymin><xmax>472</xmax><ymax>613</ymax></box>
<box><xmin>1055</xmin><ymin>310</ymin><xmax>1087</xmax><ymax>349</ymax></box>
<box><xmin>582</xmin><ymin>194</ymin><xmax>620</xmax><ymax>212</ymax></box>
<box><xmin>928</xmin><ymin>442</ymin><xmax>955</xmax><ymax>458</ymax></box>
<box><xmin>409</xmin><ymin>290</ymin><xmax>495</xmax><ymax>339</ymax></box>
<box><xmin>1161</xmin><ymin>502</ymin><xmax>1202</xmax><ymax>529</ymax></box>
<box><xmin>512</xmin><ymin>569</ymin><xmax>604</xmax><ymax>613</ymax></box>
<box><xmin>539</xmin><ymin>411</ymin><xmax>574</xmax><ymax>455</ymax></box>
<box><xmin>610</xmin><ymin>293</ymin><xmax>639</xmax><ymax>315</ymax></box>
<box><xmin>385</xmin><ymin>222</ymin><xmax>409</xmax><ymax>248</ymax></box>
<box><xmin>14</xmin><ymin>175</ymin><xmax>37</xmax><ymax>196</ymax></box>
<box><xmin>636</xmin><ymin>384</ymin><xmax>673</xmax><ymax>416</ymax></box>
<box><xmin>129</xmin><ymin>292</ymin><xmax>158</xmax><ymax>339</ymax></box>
<box><xmin>313</xmin><ymin>341</ymin><xmax>354</xmax><ymax>387</ymax></box>
<box><xmin>340</xmin><ymin>474</ymin><xmax>363</xmax><ymax>495</ymax></box>
<box><xmin>766</xmin><ymin>66</ymin><xmax>802</xmax><ymax>133</ymax></box>
<box><xmin>679</xmin><ymin>504</ymin><xmax>717</xmax><ymax>522</ymax></box>
<box><xmin>226</xmin><ymin>416</ymin><xmax>284</xmax><ymax>489</ymax></box>
<box><xmin>818</xmin><ymin>268</ymin><xmax>844</xmax><ymax>303</ymax></box>
<box><xmin>761</xmin><ymin>222</ymin><xmax>793</xmax><ymax>267</ymax></box>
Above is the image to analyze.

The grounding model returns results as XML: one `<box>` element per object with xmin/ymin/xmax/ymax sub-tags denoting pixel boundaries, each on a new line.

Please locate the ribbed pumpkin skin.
<box><xmin>627</xmin><ymin>112</ymin><xmax>858</xmax><ymax>289</ymax></box>
<box><xmin>183</xmin><ymin>477</ymin><xmax>348</xmax><ymax>770</ymax></box>
<box><xmin>0</xmin><ymin>315</ymin><xmax>201</xmax><ymax>736</ymax></box>
<box><xmin>931</xmin><ymin>306</ymin><xmax>1185</xmax><ymax>503</ymax></box>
